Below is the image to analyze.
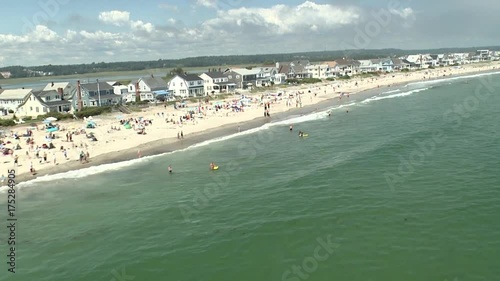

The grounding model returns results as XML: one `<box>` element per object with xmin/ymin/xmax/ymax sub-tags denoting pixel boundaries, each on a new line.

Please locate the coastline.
<box><xmin>4</xmin><ymin>62</ymin><xmax>500</xmax><ymax>185</ymax></box>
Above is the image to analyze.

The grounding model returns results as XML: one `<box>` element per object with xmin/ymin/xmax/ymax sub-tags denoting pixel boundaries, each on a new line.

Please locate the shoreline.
<box><xmin>4</xmin><ymin>62</ymin><xmax>500</xmax><ymax>184</ymax></box>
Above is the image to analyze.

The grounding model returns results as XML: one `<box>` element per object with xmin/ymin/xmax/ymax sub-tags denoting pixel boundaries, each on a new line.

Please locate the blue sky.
<box><xmin>0</xmin><ymin>0</ymin><xmax>499</xmax><ymax>66</ymax></box>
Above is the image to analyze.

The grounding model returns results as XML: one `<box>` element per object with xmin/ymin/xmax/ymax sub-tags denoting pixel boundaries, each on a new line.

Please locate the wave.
<box><xmin>406</xmin><ymin>70</ymin><xmax>500</xmax><ymax>87</ymax></box>
<box><xmin>382</xmin><ymin>89</ymin><xmax>401</xmax><ymax>94</ymax></box>
<box><xmin>361</xmin><ymin>87</ymin><xmax>430</xmax><ymax>104</ymax></box>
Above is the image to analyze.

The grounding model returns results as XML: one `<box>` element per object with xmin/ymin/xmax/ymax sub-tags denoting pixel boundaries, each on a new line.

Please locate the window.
<box><xmin>55</xmin><ymin>95</ymin><xmax>60</xmax><ymax>99</ymax></box>
<box><xmin>228</xmin><ymin>75</ymin><xmax>232</xmax><ymax>79</ymax></box>
<box><xmin>83</xmin><ymin>101</ymin><xmax>87</xmax><ymax>106</ymax></box>
<box><xmin>36</xmin><ymin>107</ymin><xmax>39</xmax><ymax>113</ymax></box>
<box><xmin>43</xmin><ymin>107</ymin><xmax>47</xmax><ymax>112</ymax></box>
<box><xmin>30</xmin><ymin>107</ymin><xmax>33</xmax><ymax>111</ymax></box>
<box><xmin>189</xmin><ymin>82</ymin><xmax>194</xmax><ymax>86</ymax></box>
<box><xmin>172</xmin><ymin>82</ymin><xmax>175</xmax><ymax>87</ymax></box>
<box><xmin>46</xmin><ymin>96</ymin><xmax>51</xmax><ymax>101</ymax></box>
<box><xmin>130</xmin><ymin>86</ymin><xmax>133</xmax><ymax>91</ymax></box>
<box><xmin>236</xmin><ymin>75</ymin><xmax>240</xmax><ymax>79</ymax></box>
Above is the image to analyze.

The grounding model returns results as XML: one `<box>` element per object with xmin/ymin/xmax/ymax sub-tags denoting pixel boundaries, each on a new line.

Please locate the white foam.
<box><xmin>383</xmin><ymin>89</ymin><xmax>401</xmax><ymax>94</ymax></box>
<box><xmin>361</xmin><ymin>87</ymin><xmax>430</xmax><ymax>104</ymax></box>
<box><xmin>406</xmin><ymin>70</ymin><xmax>500</xmax><ymax>87</ymax></box>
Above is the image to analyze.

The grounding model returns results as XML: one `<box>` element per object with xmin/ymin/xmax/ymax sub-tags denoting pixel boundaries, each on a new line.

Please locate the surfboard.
<box><xmin>213</xmin><ymin>166</ymin><xmax>219</xmax><ymax>170</ymax></box>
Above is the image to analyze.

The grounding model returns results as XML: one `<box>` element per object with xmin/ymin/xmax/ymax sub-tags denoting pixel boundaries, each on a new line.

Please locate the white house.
<box><xmin>199</xmin><ymin>72</ymin><xmax>236</xmax><ymax>95</ymax></box>
<box><xmin>305</xmin><ymin>64</ymin><xmax>332</xmax><ymax>79</ymax></box>
<box><xmin>17</xmin><ymin>90</ymin><xmax>72</xmax><ymax>117</ymax></box>
<box><xmin>43</xmin><ymin>82</ymin><xmax>74</xmax><ymax>99</ymax></box>
<box><xmin>0</xmin><ymin>88</ymin><xmax>33</xmax><ymax>114</ymax></box>
<box><xmin>136</xmin><ymin>75</ymin><xmax>169</xmax><ymax>101</ymax></box>
<box><xmin>168</xmin><ymin>74</ymin><xmax>204</xmax><ymax>98</ymax></box>
<box><xmin>256</xmin><ymin>66</ymin><xmax>277</xmax><ymax>86</ymax></box>
<box><xmin>334</xmin><ymin>59</ymin><xmax>361</xmax><ymax>76</ymax></box>
<box><xmin>358</xmin><ymin>60</ymin><xmax>378</xmax><ymax>73</ymax></box>
<box><xmin>107</xmin><ymin>81</ymin><xmax>129</xmax><ymax>96</ymax></box>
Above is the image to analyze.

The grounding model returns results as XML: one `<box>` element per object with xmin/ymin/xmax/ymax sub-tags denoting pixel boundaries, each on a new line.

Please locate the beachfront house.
<box><xmin>391</xmin><ymin>58</ymin><xmax>410</xmax><ymax>71</ymax></box>
<box><xmin>358</xmin><ymin>60</ymin><xmax>379</xmax><ymax>73</ymax></box>
<box><xmin>17</xmin><ymin>90</ymin><xmax>72</xmax><ymax>117</ymax></box>
<box><xmin>137</xmin><ymin>75</ymin><xmax>169</xmax><ymax>101</ymax></box>
<box><xmin>256</xmin><ymin>66</ymin><xmax>277</xmax><ymax>86</ymax></box>
<box><xmin>107</xmin><ymin>81</ymin><xmax>129</xmax><ymax>96</ymax></box>
<box><xmin>305</xmin><ymin>63</ymin><xmax>331</xmax><ymax>79</ymax></box>
<box><xmin>334</xmin><ymin>59</ymin><xmax>361</xmax><ymax>76</ymax></box>
<box><xmin>227</xmin><ymin>68</ymin><xmax>262</xmax><ymax>89</ymax></box>
<box><xmin>276</xmin><ymin>60</ymin><xmax>311</xmax><ymax>80</ymax></box>
<box><xmin>0</xmin><ymin>88</ymin><xmax>33</xmax><ymax>114</ymax></box>
<box><xmin>199</xmin><ymin>71</ymin><xmax>236</xmax><ymax>95</ymax></box>
<box><xmin>69</xmin><ymin>81</ymin><xmax>122</xmax><ymax>108</ymax></box>
<box><xmin>168</xmin><ymin>74</ymin><xmax>204</xmax><ymax>98</ymax></box>
<box><xmin>43</xmin><ymin>82</ymin><xmax>74</xmax><ymax>98</ymax></box>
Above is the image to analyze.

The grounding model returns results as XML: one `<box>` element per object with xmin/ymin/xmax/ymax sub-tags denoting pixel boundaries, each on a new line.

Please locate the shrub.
<box><xmin>8</xmin><ymin>109</ymin><xmax>14</xmax><ymax>114</ymax></box>
<box><xmin>37</xmin><ymin>111</ymin><xmax>73</xmax><ymax>121</ymax></box>
<box><xmin>0</xmin><ymin>119</ymin><xmax>16</xmax><ymax>126</ymax></box>
<box><xmin>74</xmin><ymin>106</ymin><xmax>112</xmax><ymax>118</ymax></box>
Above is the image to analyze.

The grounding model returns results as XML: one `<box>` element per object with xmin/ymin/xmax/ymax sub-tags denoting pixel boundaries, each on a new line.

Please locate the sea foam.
<box><xmin>361</xmin><ymin>87</ymin><xmax>430</xmax><ymax>104</ymax></box>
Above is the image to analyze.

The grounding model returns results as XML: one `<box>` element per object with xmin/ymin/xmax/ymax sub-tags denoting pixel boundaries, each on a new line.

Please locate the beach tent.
<box><xmin>46</xmin><ymin>127</ymin><xmax>58</xmax><ymax>133</ymax></box>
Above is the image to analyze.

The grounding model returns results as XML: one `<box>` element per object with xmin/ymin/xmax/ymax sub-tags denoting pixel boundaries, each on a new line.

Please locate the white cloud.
<box><xmin>98</xmin><ymin>10</ymin><xmax>130</xmax><ymax>26</ymax></box>
<box><xmin>204</xmin><ymin>1</ymin><xmax>360</xmax><ymax>34</ymax></box>
<box><xmin>0</xmin><ymin>1</ymin><xmax>422</xmax><ymax>66</ymax></box>
<box><xmin>389</xmin><ymin>7</ymin><xmax>414</xmax><ymax>19</ymax></box>
<box><xmin>196</xmin><ymin>0</ymin><xmax>217</xmax><ymax>8</ymax></box>
<box><xmin>158</xmin><ymin>3</ymin><xmax>179</xmax><ymax>12</ymax></box>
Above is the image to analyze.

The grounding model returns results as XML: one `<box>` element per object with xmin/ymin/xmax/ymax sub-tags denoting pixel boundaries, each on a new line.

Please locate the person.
<box><xmin>209</xmin><ymin>162</ymin><xmax>214</xmax><ymax>170</ymax></box>
<box><xmin>168</xmin><ymin>165</ymin><xmax>173</xmax><ymax>174</ymax></box>
<box><xmin>289</xmin><ymin>125</ymin><xmax>293</xmax><ymax>131</ymax></box>
<box><xmin>30</xmin><ymin>162</ymin><xmax>36</xmax><ymax>175</ymax></box>
<box><xmin>298</xmin><ymin>131</ymin><xmax>303</xmax><ymax>137</ymax></box>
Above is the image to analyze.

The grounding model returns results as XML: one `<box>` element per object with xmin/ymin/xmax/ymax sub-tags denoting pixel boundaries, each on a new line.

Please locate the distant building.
<box><xmin>18</xmin><ymin>90</ymin><xmax>72</xmax><ymax>117</ymax></box>
<box><xmin>0</xmin><ymin>71</ymin><xmax>11</xmax><ymax>79</ymax></box>
<box><xmin>0</xmin><ymin>88</ymin><xmax>33</xmax><ymax>113</ymax></box>
<box><xmin>69</xmin><ymin>81</ymin><xmax>121</xmax><ymax>108</ymax></box>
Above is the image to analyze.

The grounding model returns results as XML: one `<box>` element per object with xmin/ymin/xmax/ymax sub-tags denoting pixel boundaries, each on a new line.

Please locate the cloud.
<box><xmin>389</xmin><ymin>7</ymin><xmax>414</xmax><ymax>19</ymax></box>
<box><xmin>158</xmin><ymin>3</ymin><xmax>179</xmax><ymax>12</ymax></box>
<box><xmin>205</xmin><ymin>1</ymin><xmax>360</xmax><ymax>35</ymax></box>
<box><xmin>98</xmin><ymin>10</ymin><xmax>130</xmax><ymax>26</ymax></box>
<box><xmin>6</xmin><ymin>1</ymin><xmax>497</xmax><ymax>66</ymax></box>
<box><xmin>196</xmin><ymin>0</ymin><xmax>217</xmax><ymax>8</ymax></box>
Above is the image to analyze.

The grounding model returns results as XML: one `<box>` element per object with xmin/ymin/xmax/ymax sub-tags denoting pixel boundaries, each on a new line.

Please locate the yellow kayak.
<box><xmin>212</xmin><ymin>166</ymin><xmax>219</xmax><ymax>170</ymax></box>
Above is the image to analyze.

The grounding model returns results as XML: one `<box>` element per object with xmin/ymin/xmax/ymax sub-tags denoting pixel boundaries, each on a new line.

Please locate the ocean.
<box><xmin>1</xmin><ymin>72</ymin><xmax>500</xmax><ymax>281</ymax></box>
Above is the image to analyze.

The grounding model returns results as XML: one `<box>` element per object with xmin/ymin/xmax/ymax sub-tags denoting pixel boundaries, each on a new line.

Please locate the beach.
<box><xmin>2</xmin><ymin>61</ymin><xmax>500</xmax><ymax>184</ymax></box>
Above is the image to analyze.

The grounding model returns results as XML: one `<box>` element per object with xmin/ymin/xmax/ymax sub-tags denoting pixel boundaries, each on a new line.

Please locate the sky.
<box><xmin>0</xmin><ymin>0</ymin><xmax>499</xmax><ymax>66</ymax></box>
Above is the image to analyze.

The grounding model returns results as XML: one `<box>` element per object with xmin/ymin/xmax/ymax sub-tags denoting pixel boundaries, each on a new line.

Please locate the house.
<box><xmin>256</xmin><ymin>66</ymin><xmax>277</xmax><ymax>86</ymax></box>
<box><xmin>168</xmin><ymin>74</ymin><xmax>204</xmax><ymax>98</ymax></box>
<box><xmin>0</xmin><ymin>88</ymin><xmax>33</xmax><ymax>114</ymax></box>
<box><xmin>199</xmin><ymin>72</ymin><xmax>236</xmax><ymax>95</ymax></box>
<box><xmin>391</xmin><ymin>58</ymin><xmax>410</xmax><ymax>71</ymax></box>
<box><xmin>358</xmin><ymin>60</ymin><xmax>378</xmax><ymax>73</ymax></box>
<box><xmin>107</xmin><ymin>81</ymin><xmax>129</xmax><ymax>96</ymax></box>
<box><xmin>43</xmin><ymin>82</ymin><xmax>74</xmax><ymax>98</ymax></box>
<box><xmin>0</xmin><ymin>72</ymin><xmax>12</xmax><ymax>79</ymax></box>
<box><xmin>334</xmin><ymin>59</ymin><xmax>361</xmax><ymax>76</ymax></box>
<box><xmin>477</xmin><ymin>50</ymin><xmax>491</xmax><ymax>61</ymax></box>
<box><xmin>229</xmin><ymin>68</ymin><xmax>263</xmax><ymax>89</ymax></box>
<box><xmin>305</xmin><ymin>63</ymin><xmax>333</xmax><ymax>79</ymax></box>
<box><xmin>135</xmin><ymin>75</ymin><xmax>170</xmax><ymax>101</ymax></box>
<box><xmin>17</xmin><ymin>90</ymin><xmax>72</xmax><ymax>117</ymax></box>
<box><xmin>69</xmin><ymin>81</ymin><xmax>122</xmax><ymax>108</ymax></box>
<box><xmin>276</xmin><ymin>60</ymin><xmax>311</xmax><ymax>79</ymax></box>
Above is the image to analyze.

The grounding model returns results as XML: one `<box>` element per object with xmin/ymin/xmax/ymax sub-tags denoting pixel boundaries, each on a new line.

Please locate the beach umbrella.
<box><xmin>42</xmin><ymin>119</ymin><xmax>51</xmax><ymax>124</ymax></box>
<box><xmin>46</xmin><ymin>117</ymin><xmax>57</xmax><ymax>121</ymax></box>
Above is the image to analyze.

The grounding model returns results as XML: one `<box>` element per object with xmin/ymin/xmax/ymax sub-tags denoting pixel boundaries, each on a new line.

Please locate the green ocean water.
<box><xmin>2</xmin><ymin>73</ymin><xmax>500</xmax><ymax>281</ymax></box>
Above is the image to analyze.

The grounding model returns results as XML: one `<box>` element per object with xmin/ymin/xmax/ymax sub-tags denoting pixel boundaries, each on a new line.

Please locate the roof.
<box><xmin>231</xmin><ymin>68</ymin><xmax>262</xmax><ymax>75</ymax></box>
<box><xmin>80</xmin><ymin>81</ymin><xmax>114</xmax><ymax>92</ymax></box>
<box><xmin>335</xmin><ymin>59</ymin><xmax>361</xmax><ymax>66</ymax></box>
<box><xmin>178</xmin><ymin>73</ymin><xmax>202</xmax><ymax>82</ymax></box>
<box><xmin>140</xmin><ymin>76</ymin><xmax>168</xmax><ymax>91</ymax></box>
<box><xmin>43</xmin><ymin>82</ymin><xmax>71</xmax><ymax>91</ymax></box>
<box><xmin>203</xmin><ymin>72</ymin><xmax>226</xmax><ymax>79</ymax></box>
<box><xmin>323</xmin><ymin>61</ymin><xmax>338</xmax><ymax>68</ymax></box>
<box><xmin>0</xmin><ymin>88</ymin><xmax>32</xmax><ymax>100</ymax></box>
<box><xmin>33</xmin><ymin>90</ymin><xmax>59</xmax><ymax>97</ymax></box>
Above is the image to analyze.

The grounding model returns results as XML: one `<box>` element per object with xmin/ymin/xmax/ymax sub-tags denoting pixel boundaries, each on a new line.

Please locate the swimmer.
<box><xmin>168</xmin><ymin>165</ymin><xmax>173</xmax><ymax>174</ymax></box>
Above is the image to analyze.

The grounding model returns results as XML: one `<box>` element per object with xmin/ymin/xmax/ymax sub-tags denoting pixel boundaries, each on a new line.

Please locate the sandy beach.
<box><xmin>2</xmin><ymin>62</ymin><xmax>499</xmax><ymax>183</ymax></box>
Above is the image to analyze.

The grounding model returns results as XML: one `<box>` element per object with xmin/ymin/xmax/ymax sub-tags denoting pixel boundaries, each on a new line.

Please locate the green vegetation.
<box><xmin>338</xmin><ymin>75</ymin><xmax>351</xmax><ymax>80</ymax></box>
<box><xmin>2</xmin><ymin>46</ymin><xmax>499</xmax><ymax>78</ymax></box>
<box><xmin>74</xmin><ymin>106</ymin><xmax>112</xmax><ymax>119</ymax></box>
<box><xmin>285</xmin><ymin>78</ymin><xmax>322</xmax><ymax>84</ymax></box>
<box><xmin>0</xmin><ymin>119</ymin><xmax>16</xmax><ymax>127</ymax></box>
